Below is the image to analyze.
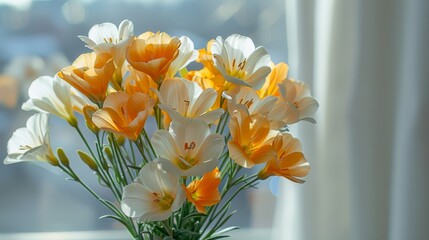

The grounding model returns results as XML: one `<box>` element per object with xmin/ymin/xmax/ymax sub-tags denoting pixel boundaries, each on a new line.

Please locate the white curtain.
<box><xmin>273</xmin><ymin>1</ymin><xmax>429</xmax><ymax>239</ymax></box>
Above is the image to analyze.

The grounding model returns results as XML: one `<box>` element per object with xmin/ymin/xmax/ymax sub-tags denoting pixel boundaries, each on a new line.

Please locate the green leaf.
<box><xmin>99</xmin><ymin>214</ymin><xmax>128</xmax><ymax>226</ymax></box>
<box><xmin>205</xmin><ymin>235</ymin><xmax>231</xmax><ymax>240</ymax></box>
<box><xmin>212</xmin><ymin>226</ymin><xmax>239</xmax><ymax>237</ymax></box>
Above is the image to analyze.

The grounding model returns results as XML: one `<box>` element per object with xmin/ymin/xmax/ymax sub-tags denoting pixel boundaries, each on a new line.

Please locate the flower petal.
<box><xmin>152</xmin><ymin>130</ymin><xmax>180</xmax><ymax>161</ymax></box>
<box><xmin>121</xmin><ymin>183</ymin><xmax>154</xmax><ymax>218</ymax></box>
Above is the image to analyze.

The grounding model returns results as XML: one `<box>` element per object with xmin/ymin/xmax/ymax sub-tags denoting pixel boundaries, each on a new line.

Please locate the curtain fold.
<box><xmin>275</xmin><ymin>1</ymin><xmax>429</xmax><ymax>239</ymax></box>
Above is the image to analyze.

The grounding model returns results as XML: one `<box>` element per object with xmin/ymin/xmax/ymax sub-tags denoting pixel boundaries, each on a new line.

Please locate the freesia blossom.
<box><xmin>183</xmin><ymin>167</ymin><xmax>221</xmax><ymax>213</ymax></box>
<box><xmin>92</xmin><ymin>91</ymin><xmax>155</xmax><ymax>141</ymax></box>
<box><xmin>258</xmin><ymin>62</ymin><xmax>289</xmax><ymax>98</ymax></box>
<box><xmin>186</xmin><ymin>40</ymin><xmax>227</xmax><ymax>109</ymax></box>
<box><xmin>4</xmin><ymin>113</ymin><xmax>57</xmax><ymax>166</ymax></box>
<box><xmin>121</xmin><ymin>160</ymin><xmax>185</xmax><ymax>222</ymax></box>
<box><xmin>211</xmin><ymin>34</ymin><xmax>271</xmax><ymax>90</ymax></box>
<box><xmin>165</xmin><ymin>36</ymin><xmax>198</xmax><ymax>78</ymax></box>
<box><xmin>123</xmin><ymin>65</ymin><xmax>158</xmax><ymax>100</ymax></box>
<box><xmin>270</xmin><ymin>78</ymin><xmax>319</xmax><ymax>126</ymax></box>
<box><xmin>190</xmin><ymin>40</ymin><xmax>226</xmax><ymax>92</ymax></box>
<box><xmin>58</xmin><ymin>52</ymin><xmax>115</xmax><ymax>104</ymax></box>
<box><xmin>126</xmin><ymin>32</ymin><xmax>181</xmax><ymax>84</ymax></box>
<box><xmin>152</xmin><ymin>118</ymin><xmax>224</xmax><ymax>176</ymax></box>
<box><xmin>223</xmin><ymin>85</ymin><xmax>277</xmax><ymax>117</ymax></box>
<box><xmin>228</xmin><ymin>108</ymin><xmax>277</xmax><ymax>168</ymax></box>
<box><xmin>78</xmin><ymin>20</ymin><xmax>134</xmax><ymax>68</ymax></box>
<box><xmin>22</xmin><ymin>75</ymin><xmax>78</xmax><ymax>126</ymax></box>
<box><xmin>258</xmin><ymin>133</ymin><xmax>310</xmax><ymax>183</ymax></box>
<box><xmin>156</xmin><ymin>78</ymin><xmax>224</xmax><ymax>126</ymax></box>
<box><xmin>70</xmin><ymin>87</ymin><xmax>97</xmax><ymax>115</ymax></box>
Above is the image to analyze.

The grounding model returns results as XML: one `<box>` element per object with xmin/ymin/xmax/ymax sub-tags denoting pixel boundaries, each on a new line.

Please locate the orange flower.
<box><xmin>58</xmin><ymin>52</ymin><xmax>115</xmax><ymax>104</ymax></box>
<box><xmin>258</xmin><ymin>133</ymin><xmax>310</xmax><ymax>183</ymax></box>
<box><xmin>92</xmin><ymin>91</ymin><xmax>154</xmax><ymax>140</ymax></box>
<box><xmin>126</xmin><ymin>32</ymin><xmax>181</xmax><ymax>84</ymax></box>
<box><xmin>183</xmin><ymin>168</ymin><xmax>221</xmax><ymax>213</ymax></box>
<box><xmin>227</xmin><ymin>108</ymin><xmax>276</xmax><ymax>168</ymax></box>
<box><xmin>123</xmin><ymin>65</ymin><xmax>158</xmax><ymax>100</ymax></box>
<box><xmin>258</xmin><ymin>62</ymin><xmax>289</xmax><ymax>98</ymax></box>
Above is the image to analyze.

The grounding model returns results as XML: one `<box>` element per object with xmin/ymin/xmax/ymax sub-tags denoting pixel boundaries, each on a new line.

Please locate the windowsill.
<box><xmin>0</xmin><ymin>229</ymin><xmax>272</xmax><ymax>240</ymax></box>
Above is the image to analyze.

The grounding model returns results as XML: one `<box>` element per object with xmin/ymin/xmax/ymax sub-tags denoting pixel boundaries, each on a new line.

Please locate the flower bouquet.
<box><xmin>4</xmin><ymin>20</ymin><xmax>318</xmax><ymax>239</ymax></box>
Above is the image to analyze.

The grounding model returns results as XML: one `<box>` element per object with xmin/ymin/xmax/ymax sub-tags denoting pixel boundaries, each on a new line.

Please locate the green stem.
<box><xmin>109</xmin><ymin>134</ymin><xmax>128</xmax><ymax>186</ymax></box>
<box><xmin>58</xmin><ymin>165</ymin><xmax>139</xmax><ymax>238</ymax></box>
<box><xmin>142</xmin><ymin>129</ymin><xmax>157</xmax><ymax>158</ymax></box>
<box><xmin>74</xmin><ymin>125</ymin><xmax>96</xmax><ymax>159</ymax></box>
<box><xmin>161</xmin><ymin>220</ymin><xmax>173</xmax><ymax>238</ymax></box>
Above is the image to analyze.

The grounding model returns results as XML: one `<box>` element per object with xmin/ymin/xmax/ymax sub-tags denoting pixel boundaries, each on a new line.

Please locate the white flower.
<box><xmin>70</xmin><ymin>86</ymin><xmax>97</xmax><ymax>115</ymax></box>
<box><xmin>4</xmin><ymin>113</ymin><xmax>57</xmax><ymax>166</ymax></box>
<box><xmin>166</xmin><ymin>36</ymin><xmax>199</xmax><ymax>78</ymax></box>
<box><xmin>121</xmin><ymin>161</ymin><xmax>185</xmax><ymax>222</ymax></box>
<box><xmin>211</xmin><ymin>34</ymin><xmax>271</xmax><ymax>90</ymax></box>
<box><xmin>155</xmin><ymin>78</ymin><xmax>224</xmax><ymax>125</ymax></box>
<box><xmin>223</xmin><ymin>85</ymin><xmax>277</xmax><ymax>117</ymax></box>
<box><xmin>22</xmin><ymin>75</ymin><xmax>78</xmax><ymax>126</ymax></box>
<box><xmin>270</xmin><ymin>78</ymin><xmax>319</xmax><ymax>126</ymax></box>
<box><xmin>78</xmin><ymin>19</ymin><xmax>134</xmax><ymax>66</ymax></box>
<box><xmin>152</xmin><ymin>118</ymin><xmax>224</xmax><ymax>176</ymax></box>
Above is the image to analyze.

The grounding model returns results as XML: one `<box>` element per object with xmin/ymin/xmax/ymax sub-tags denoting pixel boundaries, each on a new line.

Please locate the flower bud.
<box><xmin>46</xmin><ymin>154</ymin><xmax>59</xmax><ymax>167</ymax></box>
<box><xmin>57</xmin><ymin>148</ymin><xmax>70</xmax><ymax>167</ymax></box>
<box><xmin>116</xmin><ymin>134</ymin><xmax>126</xmax><ymax>146</ymax></box>
<box><xmin>103</xmin><ymin>146</ymin><xmax>114</xmax><ymax>160</ymax></box>
<box><xmin>77</xmin><ymin>150</ymin><xmax>98</xmax><ymax>171</ymax></box>
<box><xmin>83</xmin><ymin>105</ymin><xmax>99</xmax><ymax>134</ymax></box>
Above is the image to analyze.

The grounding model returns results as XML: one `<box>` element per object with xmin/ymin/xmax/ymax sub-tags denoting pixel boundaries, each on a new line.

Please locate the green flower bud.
<box><xmin>77</xmin><ymin>150</ymin><xmax>98</xmax><ymax>171</ymax></box>
<box><xmin>57</xmin><ymin>148</ymin><xmax>70</xmax><ymax>167</ymax></box>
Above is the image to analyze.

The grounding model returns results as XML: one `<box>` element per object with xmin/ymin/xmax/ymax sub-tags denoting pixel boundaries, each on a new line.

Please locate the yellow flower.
<box><xmin>227</xmin><ymin>108</ymin><xmax>277</xmax><ymax>168</ymax></box>
<box><xmin>126</xmin><ymin>32</ymin><xmax>181</xmax><ymax>84</ymax></box>
<box><xmin>258</xmin><ymin>133</ymin><xmax>310</xmax><ymax>183</ymax></box>
<box><xmin>258</xmin><ymin>62</ymin><xmax>289</xmax><ymax>98</ymax></box>
<box><xmin>183</xmin><ymin>168</ymin><xmax>221</xmax><ymax>213</ymax></box>
<box><xmin>92</xmin><ymin>91</ymin><xmax>154</xmax><ymax>141</ymax></box>
<box><xmin>58</xmin><ymin>52</ymin><xmax>115</xmax><ymax>104</ymax></box>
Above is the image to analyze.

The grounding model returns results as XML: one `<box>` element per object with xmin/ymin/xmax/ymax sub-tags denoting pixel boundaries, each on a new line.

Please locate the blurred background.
<box><xmin>1</xmin><ymin>0</ymin><xmax>429</xmax><ymax>240</ymax></box>
<box><xmin>0</xmin><ymin>0</ymin><xmax>286</xmax><ymax>236</ymax></box>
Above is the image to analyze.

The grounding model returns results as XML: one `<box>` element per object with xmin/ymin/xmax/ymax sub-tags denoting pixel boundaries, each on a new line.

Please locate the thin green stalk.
<box><xmin>129</xmin><ymin>140</ymin><xmax>137</xmax><ymax>166</ymax></box>
<box><xmin>114</xmin><ymin>141</ymin><xmax>134</xmax><ymax>182</ymax></box>
<box><xmin>74</xmin><ymin>125</ymin><xmax>96</xmax><ymax>159</ymax></box>
<box><xmin>58</xmin><ymin>165</ymin><xmax>139</xmax><ymax>238</ymax></box>
<box><xmin>109</xmin><ymin>135</ymin><xmax>128</xmax><ymax>186</ymax></box>
<box><xmin>142</xmin><ymin>129</ymin><xmax>157</xmax><ymax>158</ymax></box>
<box><xmin>201</xmin><ymin>177</ymin><xmax>259</xmax><ymax>238</ymax></box>
<box><xmin>161</xmin><ymin>220</ymin><xmax>173</xmax><ymax>238</ymax></box>
<box><xmin>135</xmin><ymin>138</ymin><xmax>150</xmax><ymax>164</ymax></box>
